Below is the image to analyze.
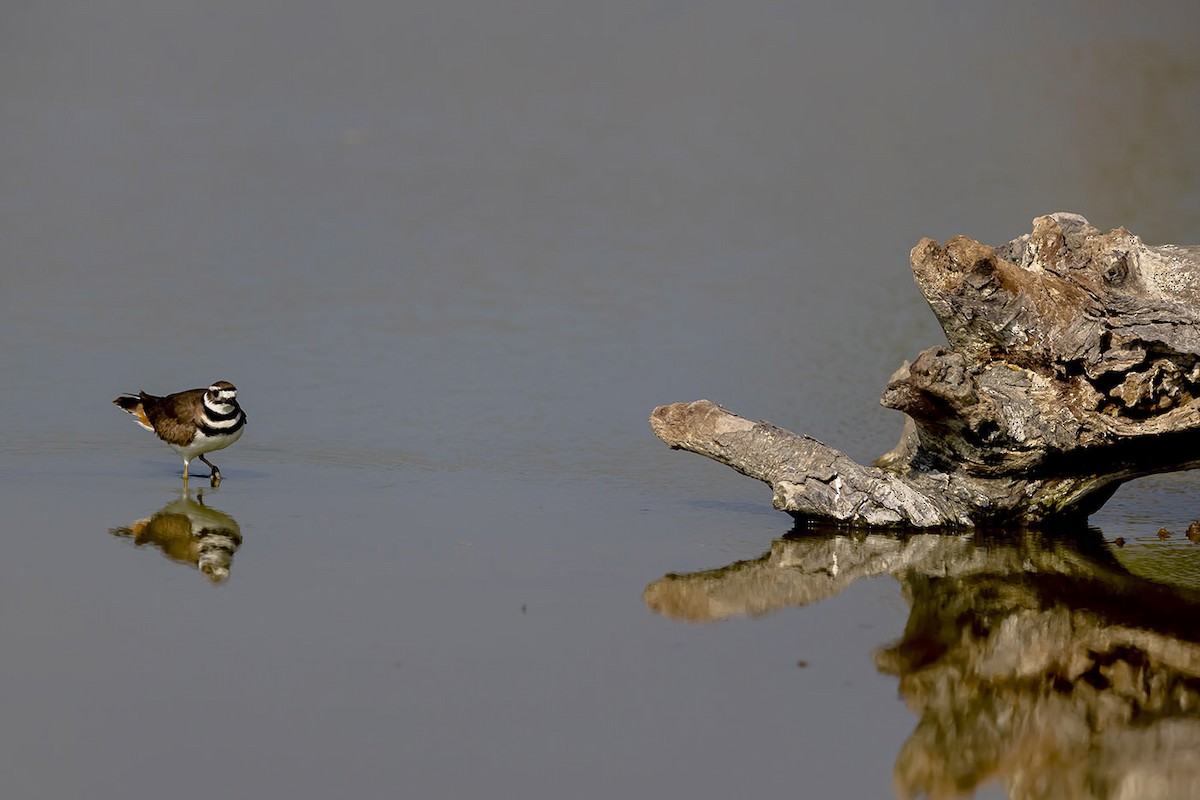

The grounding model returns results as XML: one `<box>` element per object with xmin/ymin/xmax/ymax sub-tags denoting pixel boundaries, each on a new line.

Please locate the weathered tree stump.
<box><xmin>651</xmin><ymin>213</ymin><xmax>1200</xmax><ymax>526</ymax></box>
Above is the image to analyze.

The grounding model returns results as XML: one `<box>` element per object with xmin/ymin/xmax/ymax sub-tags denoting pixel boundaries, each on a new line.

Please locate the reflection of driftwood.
<box><xmin>644</xmin><ymin>529</ymin><xmax>1200</xmax><ymax>799</ymax></box>
<box><xmin>651</xmin><ymin>214</ymin><xmax>1200</xmax><ymax>526</ymax></box>
<box><xmin>110</xmin><ymin>491</ymin><xmax>242</xmax><ymax>582</ymax></box>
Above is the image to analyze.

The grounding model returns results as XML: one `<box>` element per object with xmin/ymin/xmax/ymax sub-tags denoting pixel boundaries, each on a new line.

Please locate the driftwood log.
<box><xmin>651</xmin><ymin>213</ymin><xmax>1200</xmax><ymax>526</ymax></box>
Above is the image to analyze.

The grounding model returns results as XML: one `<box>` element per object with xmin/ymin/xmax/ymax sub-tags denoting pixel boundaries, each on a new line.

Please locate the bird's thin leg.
<box><xmin>182</xmin><ymin>458</ymin><xmax>190</xmax><ymax>482</ymax></box>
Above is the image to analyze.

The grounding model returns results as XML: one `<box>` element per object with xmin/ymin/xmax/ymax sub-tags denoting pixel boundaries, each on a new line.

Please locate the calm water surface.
<box><xmin>2</xmin><ymin>3</ymin><xmax>1199</xmax><ymax>798</ymax></box>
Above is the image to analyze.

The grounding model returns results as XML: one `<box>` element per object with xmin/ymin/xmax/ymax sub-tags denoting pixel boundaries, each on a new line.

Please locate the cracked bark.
<box><xmin>650</xmin><ymin>213</ymin><xmax>1200</xmax><ymax>526</ymax></box>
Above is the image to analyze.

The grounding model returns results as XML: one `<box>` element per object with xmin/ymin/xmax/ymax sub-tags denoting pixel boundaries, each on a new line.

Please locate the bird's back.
<box><xmin>141</xmin><ymin>388</ymin><xmax>207</xmax><ymax>446</ymax></box>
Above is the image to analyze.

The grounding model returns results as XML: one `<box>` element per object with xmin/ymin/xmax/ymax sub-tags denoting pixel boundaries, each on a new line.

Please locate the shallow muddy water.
<box><xmin>2</xmin><ymin>3</ymin><xmax>1199</xmax><ymax>798</ymax></box>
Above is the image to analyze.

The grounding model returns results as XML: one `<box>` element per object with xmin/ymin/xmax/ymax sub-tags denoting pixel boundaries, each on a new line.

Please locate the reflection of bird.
<box><xmin>109</xmin><ymin>492</ymin><xmax>243</xmax><ymax>582</ymax></box>
<box><xmin>113</xmin><ymin>381</ymin><xmax>246</xmax><ymax>485</ymax></box>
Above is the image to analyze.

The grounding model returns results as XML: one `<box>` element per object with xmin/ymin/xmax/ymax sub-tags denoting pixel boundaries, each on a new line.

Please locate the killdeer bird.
<box><xmin>113</xmin><ymin>381</ymin><xmax>247</xmax><ymax>484</ymax></box>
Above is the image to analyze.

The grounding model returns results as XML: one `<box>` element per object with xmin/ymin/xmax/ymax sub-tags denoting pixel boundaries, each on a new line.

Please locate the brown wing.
<box><xmin>141</xmin><ymin>388</ymin><xmax>206</xmax><ymax>446</ymax></box>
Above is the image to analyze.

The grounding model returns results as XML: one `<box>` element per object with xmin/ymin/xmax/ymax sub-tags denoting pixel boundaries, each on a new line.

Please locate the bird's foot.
<box><xmin>199</xmin><ymin>455</ymin><xmax>221</xmax><ymax>487</ymax></box>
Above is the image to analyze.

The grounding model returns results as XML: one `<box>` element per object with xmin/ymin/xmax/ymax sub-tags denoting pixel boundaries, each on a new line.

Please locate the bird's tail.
<box><xmin>113</xmin><ymin>394</ymin><xmax>153</xmax><ymax>431</ymax></box>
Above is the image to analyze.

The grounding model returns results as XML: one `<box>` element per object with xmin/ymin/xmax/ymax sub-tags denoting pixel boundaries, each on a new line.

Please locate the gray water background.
<box><xmin>2</xmin><ymin>2</ymin><xmax>1198</xmax><ymax>798</ymax></box>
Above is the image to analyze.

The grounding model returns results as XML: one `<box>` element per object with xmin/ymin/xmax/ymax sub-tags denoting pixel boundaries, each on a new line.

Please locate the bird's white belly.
<box><xmin>170</xmin><ymin>426</ymin><xmax>244</xmax><ymax>460</ymax></box>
